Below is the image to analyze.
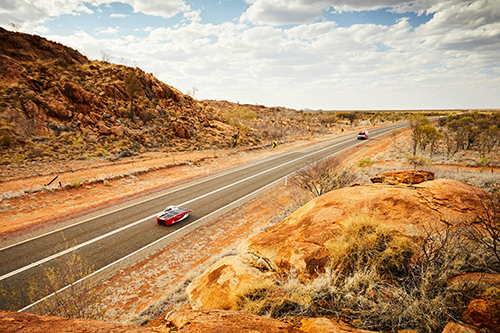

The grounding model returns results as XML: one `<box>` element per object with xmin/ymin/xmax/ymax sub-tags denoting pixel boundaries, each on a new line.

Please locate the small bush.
<box><xmin>70</xmin><ymin>177</ymin><xmax>82</xmax><ymax>188</ymax></box>
<box><xmin>292</xmin><ymin>156</ymin><xmax>356</xmax><ymax>197</ymax></box>
<box><xmin>1</xmin><ymin>132</ymin><xmax>11</xmax><ymax>147</ymax></box>
<box><xmin>15</xmin><ymin>152</ymin><xmax>25</xmax><ymax>163</ymax></box>
<box><xmin>358</xmin><ymin>157</ymin><xmax>375</xmax><ymax>168</ymax></box>
<box><xmin>405</xmin><ymin>154</ymin><xmax>431</xmax><ymax>169</ymax></box>
<box><xmin>28</xmin><ymin>249</ymin><xmax>105</xmax><ymax>319</ymax></box>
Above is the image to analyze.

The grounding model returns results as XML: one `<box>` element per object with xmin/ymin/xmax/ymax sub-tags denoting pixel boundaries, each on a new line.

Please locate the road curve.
<box><xmin>0</xmin><ymin>123</ymin><xmax>409</xmax><ymax>311</ymax></box>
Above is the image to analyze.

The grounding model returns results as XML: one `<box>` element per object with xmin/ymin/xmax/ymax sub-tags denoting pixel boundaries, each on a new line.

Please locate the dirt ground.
<box><xmin>0</xmin><ymin>125</ymin><xmax>432</xmax><ymax>324</ymax></box>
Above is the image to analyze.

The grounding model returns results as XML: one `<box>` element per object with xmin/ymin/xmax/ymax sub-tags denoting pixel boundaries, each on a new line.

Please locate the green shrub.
<box><xmin>1</xmin><ymin>132</ymin><xmax>11</xmax><ymax>147</ymax></box>
<box><xmin>70</xmin><ymin>177</ymin><xmax>82</xmax><ymax>188</ymax></box>
<box><xmin>405</xmin><ymin>154</ymin><xmax>431</xmax><ymax>169</ymax></box>
<box><xmin>358</xmin><ymin>157</ymin><xmax>375</xmax><ymax>168</ymax></box>
<box><xmin>28</xmin><ymin>250</ymin><xmax>105</xmax><ymax>320</ymax></box>
<box><xmin>14</xmin><ymin>152</ymin><xmax>25</xmax><ymax>163</ymax></box>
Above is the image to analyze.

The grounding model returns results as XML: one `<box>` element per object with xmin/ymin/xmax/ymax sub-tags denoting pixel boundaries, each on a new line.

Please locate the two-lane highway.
<box><xmin>0</xmin><ymin>122</ymin><xmax>409</xmax><ymax>311</ymax></box>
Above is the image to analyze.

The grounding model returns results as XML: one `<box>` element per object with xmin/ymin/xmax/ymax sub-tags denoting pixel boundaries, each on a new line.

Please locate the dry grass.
<box><xmin>235</xmin><ymin>215</ymin><xmax>499</xmax><ymax>332</ymax></box>
<box><xmin>326</xmin><ymin>216</ymin><xmax>418</xmax><ymax>279</ymax></box>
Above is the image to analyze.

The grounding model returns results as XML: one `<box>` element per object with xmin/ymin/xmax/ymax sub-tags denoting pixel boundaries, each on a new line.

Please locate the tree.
<box><xmin>100</xmin><ymin>50</ymin><xmax>112</xmax><ymax>63</ymax></box>
<box><xmin>419</xmin><ymin>124</ymin><xmax>443</xmax><ymax>156</ymax></box>
<box><xmin>222</xmin><ymin>106</ymin><xmax>257</xmax><ymax>147</ymax></box>
<box><xmin>9</xmin><ymin>22</ymin><xmax>22</xmax><ymax>32</ymax></box>
<box><xmin>292</xmin><ymin>156</ymin><xmax>356</xmax><ymax>197</ymax></box>
<box><xmin>124</xmin><ymin>71</ymin><xmax>142</xmax><ymax>119</ymax></box>
<box><xmin>409</xmin><ymin>114</ymin><xmax>430</xmax><ymax>155</ymax></box>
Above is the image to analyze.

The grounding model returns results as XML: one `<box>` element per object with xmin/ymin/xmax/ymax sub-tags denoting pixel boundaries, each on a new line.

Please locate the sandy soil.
<box><xmin>0</xmin><ymin>125</ymin><xmax>421</xmax><ymax>324</ymax></box>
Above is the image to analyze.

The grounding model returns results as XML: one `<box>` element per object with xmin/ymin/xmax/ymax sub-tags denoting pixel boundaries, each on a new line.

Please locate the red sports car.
<box><xmin>156</xmin><ymin>206</ymin><xmax>191</xmax><ymax>225</ymax></box>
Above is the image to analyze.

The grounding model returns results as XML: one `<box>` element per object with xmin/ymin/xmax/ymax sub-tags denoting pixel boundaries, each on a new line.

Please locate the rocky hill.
<box><xmin>0</xmin><ymin>28</ymin><xmax>317</xmax><ymax>165</ymax></box>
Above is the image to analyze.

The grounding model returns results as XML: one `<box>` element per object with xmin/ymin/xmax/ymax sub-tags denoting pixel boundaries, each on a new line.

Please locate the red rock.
<box><xmin>161</xmin><ymin>309</ymin><xmax>302</xmax><ymax>332</ymax></box>
<box><xmin>442</xmin><ymin>322</ymin><xmax>480</xmax><ymax>333</ymax></box>
<box><xmin>173</xmin><ymin>122</ymin><xmax>191</xmax><ymax>139</ymax></box>
<box><xmin>0</xmin><ymin>54</ymin><xmax>24</xmax><ymax>83</ymax></box>
<box><xmin>23</xmin><ymin>100</ymin><xmax>41</xmax><ymax>117</ymax></box>
<box><xmin>0</xmin><ymin>107</ymin><xmax>30</xmax><ymax>135</ymax></box>
<box><xmin>0</xmin><ymin>310</ymin><xmax>154</xmax><ymax>333</ymax></box>
<box><xmin>47</xmin><ymin>100</ymin><xmax>71</xmax><ymax>120</ymax></box>
<box><xmin>186</xmin><ymin>255</ymin><xmax>279</xmax><ymax>310</ymax></box>
<box><xmin>64</xmin><ymin>81</ymin><xmax>88</xmax><ymax>104</ymax></box>
<box><xmin>447</xmin><ymin>273</ymin><xmax>500</xmax><ymax>289</ymax></box>
<box><xmin>112</xmin><ymin>125</ymin><xmax>125</xmax><ymax>137</ymax></box>
<box><xmin>463</xmin><ymin>298</ymin><xmax>500</xmax><ymax>332</ymax></box>
<box><xmin>98</xmin><ymin>125</ymin><xmax>112</xmax><ymax>135</ymax></box>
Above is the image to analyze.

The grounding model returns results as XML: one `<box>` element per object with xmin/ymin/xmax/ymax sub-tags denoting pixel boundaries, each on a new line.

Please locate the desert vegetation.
<box><xmin>234</xmin><ymin>207</ymin><xmax>499</xmax><ymax>332</ymax></box>
<box><xmin>1</xmin><ymin>241</ymin><xmax>105</xmax><ymax>320</ymax></box>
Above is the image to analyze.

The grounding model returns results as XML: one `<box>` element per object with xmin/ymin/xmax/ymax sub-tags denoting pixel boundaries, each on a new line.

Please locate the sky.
<box><xmin>1</xmin><ymin>0</ymin><xmax>499</xmax><ymax>110</ymax></box>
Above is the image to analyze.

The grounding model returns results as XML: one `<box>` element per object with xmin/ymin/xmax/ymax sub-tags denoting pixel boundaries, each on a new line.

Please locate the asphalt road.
<box><xmin>0</xmin><ymin>122</ymin><xmax>409</xmax><ymax>311</ymax></box>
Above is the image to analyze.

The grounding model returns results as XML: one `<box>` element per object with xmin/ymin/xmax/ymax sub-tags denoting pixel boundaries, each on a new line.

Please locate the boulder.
<box><xmin>0</xmin><ymin>54</ymin><xmax>25</xmax><ymax>83</ymax></box>
<box><xmin>370</xmin><ymin>170</ymin><xmax>434</xmax><ymax>185</ymax></box>
<box><xmin>173</xmin><ymin>122</ymin><xmax>191</xmax><ymax>139</ymax></box>
<box><xmin>98</xmin><ymin>125</ymin><xmax>112</xmax><ymax>135</ymax></box>
<box><xmin>186</xmin><ymin>254</ymin><xmax>279</xmax><ymax>310</ymax></box>
<box><xmin>112</xmin><ymin>125</ymin><xmax>125</xmax><ymax>137</ymax></box>
<box><xmin>47</xmin><ymin>99</ymin><xmax>71</xmax><ymax>120</ymax></box>
<box><xmin>463</xmin><ymin>298</ymin><xmax>500</xmax><ymax>332</ymax></box>
<box><xmin>63</xmin><ymin>81</ymin><xmax>90</xmax><ymax>104</ymax></box>
<box><xmin>23</xmin><ymin>100</ymin><xmax>42</xmax><ymax>117</ymax></box>
<box><xmin>161</xmin><ymin>309</ymin><xmax>302</xmax><ymax>333</ymax></box>
<box><xmin>0</xmin><ymin>107</ymin><xmax>30</xmax><ymax>135</ymax></box>
<box><xmin>447</xmin><ymin>273</ymin><xmax>500</xmax><ymax>290</ymax></box>
<box><xmin>188</xmin><ymin>175</ymin><xmax>490</xmax><ymax>310</ymax></box>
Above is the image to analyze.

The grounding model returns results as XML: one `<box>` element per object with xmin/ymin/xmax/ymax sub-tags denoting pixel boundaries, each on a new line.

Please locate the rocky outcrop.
<box><xmin>159</xmin><ymin>310</ymin><xmax>303</xmax><ymax>332</ymax></box>
<box><xmin>187</xmin><ymin>172</ymin><xmax>490</xmax><ymax>310</ymax></box>
<box><xmin>370</xmin><ymin>170</ymin><xmax>434</xmax><ymax>185</ymax></box>
<box><xmin>186</xmin><ymin>254</ymin><xmax>280</xmax><ymax>310</ymax></box>
<box><xmin>0</xmin><ymin>310</ymin><xmax>155</xmax><ymax>333</ymax></box>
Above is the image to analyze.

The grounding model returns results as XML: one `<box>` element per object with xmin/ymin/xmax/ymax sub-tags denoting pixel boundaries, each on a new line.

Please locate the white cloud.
<box><xmin>240</xmin><ymin>0</ymin><xmax>417</xmax><ymax>25</ymax></box>
<box><xmin>114</xmin><ymin>0</ymin><xmax>190</xmax><ymax>19</ymax></box>
<box><xmin>110</xmin><ymin>13</ymin><xmax>127</xmax><ymax>18</ymax></box>
<box><xmin>183</xmin><ymin>9</ymin><xmax>201</xmax><ymax>23</ymax></box>
<box><xmin>0</xmin><ymin>0</ymin><xmax>191</xmax><ymax>29</ymax></box>
<box><xmin>98</xmin><ymin>26</ymin><xmax>120</xmax><ymax>35</ymax></box>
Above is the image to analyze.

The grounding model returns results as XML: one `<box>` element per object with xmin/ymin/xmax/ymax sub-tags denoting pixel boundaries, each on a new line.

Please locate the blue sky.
<box><xmin>1</xmin><ymin>0</ymin><xmax>499</xmax><ymax>110</ymax></box>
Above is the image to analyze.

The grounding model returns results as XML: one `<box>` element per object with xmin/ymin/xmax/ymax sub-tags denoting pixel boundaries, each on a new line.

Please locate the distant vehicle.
<box><xmin>156</xmin><ymin>206</ymin><xmax>191</xmax><ymax>225</ymax></box>
<box><xmin>357</xmin><ymin>130</ymin><xmax>369</xmax><ymax>140</ymax></box>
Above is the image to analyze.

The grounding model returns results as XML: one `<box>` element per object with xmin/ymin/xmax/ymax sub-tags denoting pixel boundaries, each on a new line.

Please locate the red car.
<box><xmin>357</xmin><ymin>130</ymin><xmax>368</xmax><ymax>140</ymax></box>
<box><xmin>156</xmin><ymin>206</ymin><xmax>191</xmax><ymax>225</ymax></box>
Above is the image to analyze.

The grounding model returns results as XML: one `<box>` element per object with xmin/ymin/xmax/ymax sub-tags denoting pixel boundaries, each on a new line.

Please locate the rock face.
<box><xmin>0</xmin><ymin>310</ymin><xmax>155</xmax><ymax>333</ymax></box>
<box><xmin>159</xmin><ymin>310</ymin><xmax>303</xmax><ymax>333</ymax></box>
<box><xmin>187</xmin><ymin>172</ymin><xmax>490</xmax><ymax>310</ymax></box>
